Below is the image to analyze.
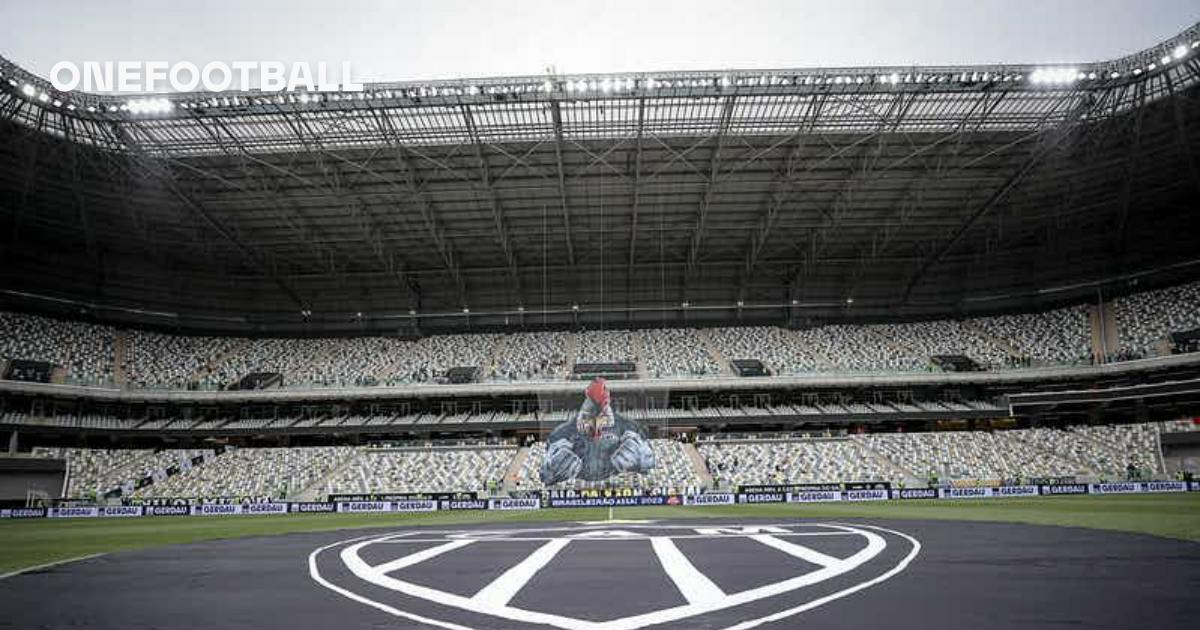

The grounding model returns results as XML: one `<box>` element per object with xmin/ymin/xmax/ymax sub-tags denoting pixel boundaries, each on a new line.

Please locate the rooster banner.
<box><xmin>540</xmin><ymin>378</ymin><xmax>657</xmax><ymax>485</ymax></box>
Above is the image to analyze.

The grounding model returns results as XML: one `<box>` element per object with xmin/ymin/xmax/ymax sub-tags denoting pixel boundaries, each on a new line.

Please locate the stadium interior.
<box><xmin>2</xmin><ymin>23</ymin><xmax>1200</xmax><ymax>508</ymax></box>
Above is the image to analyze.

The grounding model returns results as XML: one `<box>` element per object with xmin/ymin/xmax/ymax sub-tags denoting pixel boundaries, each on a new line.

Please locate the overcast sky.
<box><xmin>2</xmin><ymin>0</ymin><xmax>1198</xmax><ymax>83</ymax></box>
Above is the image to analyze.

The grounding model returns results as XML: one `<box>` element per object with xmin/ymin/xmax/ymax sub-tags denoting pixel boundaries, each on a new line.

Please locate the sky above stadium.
<box><xmin>2</xmin><ymin>0</ymin><xmax>1198</xmax><ymax>84</ymax></box>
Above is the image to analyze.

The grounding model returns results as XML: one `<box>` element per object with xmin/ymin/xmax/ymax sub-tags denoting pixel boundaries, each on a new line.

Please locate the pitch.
<box><xmin>2</xmin><ymin>514</ymin><xmax>1197</xmax><ymax>629</ymax></box>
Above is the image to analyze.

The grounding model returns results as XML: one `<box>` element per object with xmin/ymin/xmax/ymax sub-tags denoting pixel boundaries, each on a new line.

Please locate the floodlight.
<box><xmin>20</xmin><ymin>83</ymin><xmax>34</xmax><ymax>97</ymax></box>
<box><xmin>462</xmin><ymin>307</ymin><xmax>469</xmax><ymax>314</ymax></box>
<box><xmin>1173</xmin><ymin>44</ymin><xmax>1188</xmax><ymax>59</ymax></box>
<box><xmin>571</xmin><ymin>304</ymin><xmax>579</xmax><ymax>311</ymax></box>
<box><xmin>542</xmin><ymin>79</ymin><xmax>553</xmax><ymax>93</ymax></box>
<box><xmin>1160</xmin><ymin>55</ymin><xmax>1171</xmax><ymax>65</ymax></box>
<box><xmin>736</xmin><ymin>300</ymin><xmax>744</xmax><ymax>307</ymax></box>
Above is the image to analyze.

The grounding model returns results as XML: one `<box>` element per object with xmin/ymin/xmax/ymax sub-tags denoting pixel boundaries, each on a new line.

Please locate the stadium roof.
<box><xmin>0</xmin><ymin>24</ymin><xmax>1199</xmax><ymax>333</ymax></box>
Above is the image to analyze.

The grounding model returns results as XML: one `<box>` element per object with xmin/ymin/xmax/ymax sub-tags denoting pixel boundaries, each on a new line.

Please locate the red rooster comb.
<box><xmin>585</xmin><ymin>378</ymin><xmax>610</xmax><ymax>407</ymax></box>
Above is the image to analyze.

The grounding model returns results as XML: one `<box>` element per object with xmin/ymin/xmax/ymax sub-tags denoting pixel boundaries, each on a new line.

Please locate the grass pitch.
<box><xmin>1</xmin><ymin>493</ymin><xmax>1196</xmax><ymax>574</ymax></box>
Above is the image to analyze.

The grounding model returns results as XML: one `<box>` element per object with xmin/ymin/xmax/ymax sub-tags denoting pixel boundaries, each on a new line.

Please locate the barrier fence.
<box><xmin>2</xmin><ymin>482</ymin><xmax>1196</xmax><ymax>519</ymax></box>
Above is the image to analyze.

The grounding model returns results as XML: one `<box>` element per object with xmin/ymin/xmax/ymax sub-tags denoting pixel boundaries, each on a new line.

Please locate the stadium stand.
<box><xmin>575</xmin><ymin>330</ymin><xmax>637</xmax><ymax>364</ymax></box>
<box><xmin>706</xmin><ymin>327</ymin><xmax>822</xmax><ymax>374</ymax></box>
<box><xmin>17</xmin><ymin>421</ymin><xmax>1176</xmax><ymax>501</ymax></box>
<box><xmin>859</xmin><ymin>431</ymin><xmax>1088</xmax><ymax>482</ymax></box>
<box><xmin>321</xmin><ymin>445</ymin><xmax>514</xmax><ymax>495</ymax></box>
<box><xmin>31</xmin><ymin>447</ymin><xmax>212</xmax><ymax>498</ymax></box>
<box><xmin>872</xmin><ymin>320</ymin><xmax>1011</xmax><ymax>369</ymax></box>
<box><xmin>491</xmin><ymin>332</ymin><xmax>570</xmax><ymax>381</ymax></box>
<box><xmin>1</xmin><ymin>278</ymin><xmax>1199</xmax><ymax>390</ymax></box>
<box><xmin>135</xmin><ymin>447</ymin><xmax>355</xmax><ymax>499</ymax></box>
<box><xmin>972</xmin><ymin>305</ymin><xmax>1093</xmax><ymax>366</ymax></box>
<box><xmin>1113</xmin><ymin>280</ymin><xmax>1200</xmax><ymax>359</ymax></box>
<box><xmin>794</xmin><ymin>325</ymin><xmax>921</xmax><ymax>372</ymax></box>
<box><xmin>0</xmin><ymin>312</ymin><xmax>114</xmax><ymax>385</ymax></box>
<box><xmin>639</xmin><ymin>329</ymin><xmax>721</xmax><ymax>378</ymax></box>
<box><xmin>698</xmin><ymin>438</ymin><xmax>904</xmax><ymax>486</ymax></box>
<box><xmin>123</xmin><ymin>330</ymin><xmax>242</xmax><ymax>389</ymax></box>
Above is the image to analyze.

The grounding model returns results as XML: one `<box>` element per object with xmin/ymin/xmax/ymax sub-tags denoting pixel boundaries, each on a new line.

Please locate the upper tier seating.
<box><xmin>0</xmin><ymin>312</ymin><xmax>114</xmax><ymax>384</ymax></box>
<box><xmin>2</xmin><ymin>278</ymin><xmax>1198</xmax><ymax>389</ymax></box>
<box><xmin>639</xmin><ymin>329</ymin><xmax>721</xmax><ymax>378</ymax></box>
<box><xmin>1113</xmin><ymin>280</ymin><xmax>1200</xmax><ymax>358</ymax></box>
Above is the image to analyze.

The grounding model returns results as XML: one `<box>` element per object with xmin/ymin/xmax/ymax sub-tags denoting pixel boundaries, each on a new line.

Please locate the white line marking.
<box><xmin>340</xmin><ymin>539</ymin><xmax>601</xmax><ymax>630</ymax></box>
<box><xmin>310</xmin><ymin>522</ymin><xmax>921</xmax><ymax>630</ymax></box>
<box><xmin>718</xmin><ymin>523</ymin><xmax>923</xmax><ymax>630</ymax></box>
<box><xmin>748</xmin><ymin>534</ymin><xmax>844</xmax><ymax>568</ymax></box>
<box><xmin>473</xmin><ymin>538</ymin><xmax>571</xmax><ymax>606</ymax></box>
<box><xmin>372</xmin><ymin>540</ymin><xmax>474</xmax><ymax>575</ymax></box>
<box><xmin>308</xmin><ymin>535</ymin><xmax>476</xmax><ymax>630</ymax></box>
<box><xmin>0</xmin><ymin>553</ymin><xmax>106</xmax><ymax>580</ymax></box>
<box><xmin>650</xmin><ymin>537</ymin><xmax>725</xmax><ymax>605</ymax></box>
<box><xmin>384</xmin><ymin>532</ymin><xmax>858</xmax><ymax>543</ymax></box>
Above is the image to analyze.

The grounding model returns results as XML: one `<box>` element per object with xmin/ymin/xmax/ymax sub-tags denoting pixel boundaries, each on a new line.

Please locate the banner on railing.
<box><xmin>145</xmin><ymin>505</ymin><xmax>191</xmax><ymax>516</ymax></box>
<box><xmin>290</xmin><ymin>502</ymin><xmax>337</xmax><ymax>513</ymax></box>
<box><xmin>891</xmin><ymin>488</ymin><xmax>938</xmax><ymax>500</ymax></box>
<box><xmin>787</xmin><ymin>490</ymin><xmax>842</xmax><ymax>503</ymax></box>
<box><xmin>1142</xmin><ymin>481</ymin><xmax>1187</xmax><ymax>493</ymax></box>
<box><xmin>394</xmin><ymin>500</ymin><xmax>439</xmax><ymax>513</ymax></box>
<box><xmin>438</xmin><ymin>499</ymin><xmax>488</xmax><ymax>511</ymax></box>
<box><xmin>488</xmin><ymin>497</ymin><xmax>541</xmax><ymax>511</ymax></box>
<box><xmin>241</xmin><ymin>502</ymin><xmax>289</xmax><ymax>515</ymax></box>
<box><xmin>1039</xmin><ymin>483</ymin><xmax>1089</xmax><ymax>495</ymax></box>
<box><xmin>735</xmin><ymin>492</ymin><xmax>788</xmax><ymax>504</ymax></box>
<box><xmin>191</xmin><ymin>503</ymin><xmax>245</xmax><ymax>516</ymax></box>
<box><xmin>994</xmin><ymin>485</ymin><xmax>1040</xmax><ymax>498</ymax></box>
<box><xmin>47</xmin><ymin>506</ymin><xmax>98</xmax><ymax>518</ymax></box>
<box><xmin>684</xmin><ymin>493</ymin><xmax>735</xmax><ymax>506</ymax></box>
<box><xmin>337</xmin><ymin>501</ymin><xmax>392</xmax><ymax>513</ymax></box>
<box><xmin>0</xmin><ymin>507</ymin><xmax>47</xmax><ymax>518</ymax></box>
<box><xmin>98</xmin><ymin>505</ymin><xmax>144</xmax><ymax>518</ymax></box>
<box><xmin>546</xmin><ymin>495</ymin><xmax>683</xmax><ymax>508</ymax></box>
<box><xmin>843</xmin><ymin>489</ymin><xmax>889</xmax><ymax>502</ymax></box>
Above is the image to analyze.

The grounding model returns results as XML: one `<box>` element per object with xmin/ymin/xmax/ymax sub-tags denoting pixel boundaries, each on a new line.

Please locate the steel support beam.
<box><xmin>550</xmin><ymin>101</ymin><xmax>577</xmax><ymax>266</ymax></box>
<box><xmin>685</xmin><ymin>96</ymin><xmax>737</xmax><ymax>278</ymax></box>
<box><xmin>462</xmin><ymin>105</ymin><xmax>522</xmax><ymax>298</ymax></box>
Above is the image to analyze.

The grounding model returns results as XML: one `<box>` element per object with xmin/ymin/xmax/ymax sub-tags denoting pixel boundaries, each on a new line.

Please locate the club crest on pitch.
<box><xmin>310</xmin><ymin>522</ymin><xmax>921</xmax><ymax>630</ymax></box>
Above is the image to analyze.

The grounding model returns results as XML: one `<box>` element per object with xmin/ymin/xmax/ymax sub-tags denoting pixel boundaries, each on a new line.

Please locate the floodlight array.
<box><xmin>0</xmin><ymin>31</ymin><xmax>1195</xmax><ymax>129</ymax></box>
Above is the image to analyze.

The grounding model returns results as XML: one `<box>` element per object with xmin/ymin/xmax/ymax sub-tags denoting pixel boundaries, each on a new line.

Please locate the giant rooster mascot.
<box><xmin>539</xmin><ymin>378</ymin><xmax>656</xmax><ymax>485</ymax></box>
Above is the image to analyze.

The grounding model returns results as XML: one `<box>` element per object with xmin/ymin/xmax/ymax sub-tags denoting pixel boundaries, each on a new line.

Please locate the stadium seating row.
<box><xmin>4</xmin><ymin>280</ymin><xmax>1198</xmax><ymax>389</ymax></box>
<box><xmin>33</xmin><ymin>423</ymin><xmax>1168</xmax><ymax>499</ymax></box>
